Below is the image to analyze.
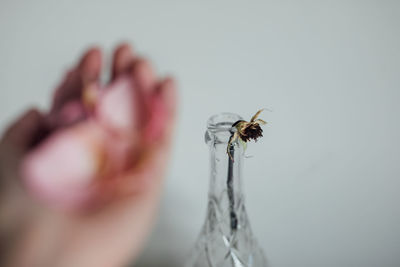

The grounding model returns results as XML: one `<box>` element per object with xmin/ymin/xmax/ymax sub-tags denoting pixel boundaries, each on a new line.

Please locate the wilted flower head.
<box><xmin>232</xmin><ymin>120</ymin><xmax>263</xmax><ymax>142</ymax></box>
<box><xmin>227</xmin><ymin>109</ymin><xmax>267</xmax><ymax>160</ymax></box>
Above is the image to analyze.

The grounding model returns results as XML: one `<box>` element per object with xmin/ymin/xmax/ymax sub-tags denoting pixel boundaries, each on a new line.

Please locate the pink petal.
<box><xmin>95</xmin><ymin>76</ymin><xmax>142</xmax><ymax>136</ymax></box>
<box><xmin>22</xmin><ymin>122</ymin><xmax>105</xmax><ymax>206</ymax></box>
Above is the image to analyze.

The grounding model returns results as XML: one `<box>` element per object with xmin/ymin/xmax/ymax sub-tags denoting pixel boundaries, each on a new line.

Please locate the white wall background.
<box><xmin>1</xmin><ymin>1</ymin><xmax>399</xmax><ymax>266</ymax></box>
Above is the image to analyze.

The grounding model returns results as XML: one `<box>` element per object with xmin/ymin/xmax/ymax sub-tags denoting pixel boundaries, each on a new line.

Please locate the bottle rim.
<box><xmin>205</xmin><ymin>113</ymin><xmax>243</xmax><ymax>144</ymax></box>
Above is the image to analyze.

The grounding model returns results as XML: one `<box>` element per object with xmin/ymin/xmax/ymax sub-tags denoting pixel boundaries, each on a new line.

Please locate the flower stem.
<box><xmin>227</xmin><ymin>144</ymin><xmax>238</xmax><ymax>233</ymax></box>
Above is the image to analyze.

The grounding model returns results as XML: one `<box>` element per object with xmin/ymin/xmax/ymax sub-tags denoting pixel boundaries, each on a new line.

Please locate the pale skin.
<box><xmin>0</xmin><ymin>44</ymin><xmax>177</xmax><ymax>267</ymax></box>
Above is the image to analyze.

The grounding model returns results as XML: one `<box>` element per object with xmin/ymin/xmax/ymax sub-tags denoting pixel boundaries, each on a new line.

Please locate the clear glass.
<box><xmin>185</xmin><ymin>113</ymin><xmax>267</xmax><ymax>267</ymax></box>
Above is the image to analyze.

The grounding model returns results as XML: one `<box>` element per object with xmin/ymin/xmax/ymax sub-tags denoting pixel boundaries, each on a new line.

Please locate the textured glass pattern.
<box><xmin>185</xmin><ymin>113</ymin><xmax>267</xmax><ymax>267</ymax></box>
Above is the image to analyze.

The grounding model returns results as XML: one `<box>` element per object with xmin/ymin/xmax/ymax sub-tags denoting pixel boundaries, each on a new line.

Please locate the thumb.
<box><xmin>0</xmin><ymin>108</ymin><xmax>46</xmax><ymax>206</ymax></box>
<box><xmin>1</xmin><ymin>108</ymin><xmax>46</xmax><ymax>154</ymax></box>
<box><xmin>0</xmin><ymin>109</ymin><xmax>46</xmax><ymax>248</ymax></box>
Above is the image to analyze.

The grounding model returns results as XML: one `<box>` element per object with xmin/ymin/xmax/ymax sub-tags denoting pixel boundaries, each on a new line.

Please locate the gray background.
<box><xmin>1</xmin><ymin>1</ymin><xmax>399</xmax><ymax>266</ymax></box>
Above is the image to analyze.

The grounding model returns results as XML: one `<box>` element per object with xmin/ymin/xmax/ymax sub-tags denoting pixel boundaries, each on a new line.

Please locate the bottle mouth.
<box><xmin>205</xmin><ymin>113</ymin><xmax>243</xmax><ymax>144</ymax></box>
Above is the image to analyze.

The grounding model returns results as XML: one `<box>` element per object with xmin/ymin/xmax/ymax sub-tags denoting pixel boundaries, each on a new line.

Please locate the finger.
<box><xmin>143</xmin><ymin>77</ymin><xmax>177</xmax><ymax>143</ymax></box>
<box><xmin>51</xmin><ymin>47</ymin><xmax>102</xmax><ymax>113</ymax></box>
<box><xmin>98</xmin><ymin>57</ymin><xmax>156</xmax><ymax>135</ymax></box>
<box><xmin>131</xmin><ymin>58</ymin><xmax>156</xmax><ymax>93</ymax></box>
<box><xmin>1</xmin><ymin>109</ymin><xmax>46</xmax><ymax>153</ymax></box>
<box><xmin>157</xmin><ymin>77</ymin><xmax>178</xmax><ymax>122</ymax></box>
<box><xmin>78</xmin><ymin>47</ymin><xmax>102</xmax><ymax>83</ymax></box>
<box><xmin>111</xmin><ymin>43</ymin><xmax>135</xmax><ymax>81</ymax></box>
<box><xmin>140</xmin><ymin>77</ymin><xmax>178</xmax><ymax>180</ymax></box>
<box><xmin>102</xmin><ymin>77</ymin><xmax>178</xmax><ymax>199</ymax></box>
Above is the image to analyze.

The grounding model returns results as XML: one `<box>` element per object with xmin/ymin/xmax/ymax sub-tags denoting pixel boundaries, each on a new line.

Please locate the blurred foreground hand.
<box><xmin>0</xmin><ymin>43</ymin><xmax>177</xmax><ymax>267</ymax></box>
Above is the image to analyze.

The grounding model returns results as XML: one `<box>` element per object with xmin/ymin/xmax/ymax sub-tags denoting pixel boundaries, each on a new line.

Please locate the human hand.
<box><xmin>0</xmin><ymin>43</ymin><xmax>177</xmax><ymax>267</ymax></box>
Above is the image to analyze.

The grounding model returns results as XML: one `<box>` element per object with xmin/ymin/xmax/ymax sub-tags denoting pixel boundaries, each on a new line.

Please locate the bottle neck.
<box><xmin>205</xmin><ymin>113</ymin><xmax>246</xmax><ymax>233</ymax></box>
<box><xmin>208</xmin><ymin>140</ymin><xmax>243</xmax><ymax>202</ymax></box>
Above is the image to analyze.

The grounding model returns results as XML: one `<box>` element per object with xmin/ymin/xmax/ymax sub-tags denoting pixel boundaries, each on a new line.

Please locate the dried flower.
<box><xmin>227</xmin><ymin>109</ymin><xmax>267</xmax><ymax>160</ymax></box>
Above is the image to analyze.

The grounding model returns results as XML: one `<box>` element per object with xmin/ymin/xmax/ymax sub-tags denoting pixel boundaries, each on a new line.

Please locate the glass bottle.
<box><xmin>185</xmin><ymin>113</ymin><xmax>267</xmax><ymax>267</ymax></box>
